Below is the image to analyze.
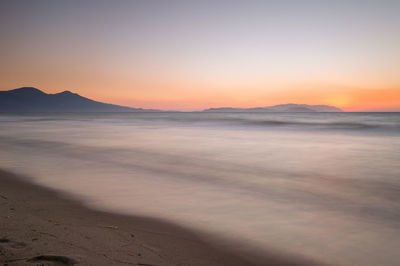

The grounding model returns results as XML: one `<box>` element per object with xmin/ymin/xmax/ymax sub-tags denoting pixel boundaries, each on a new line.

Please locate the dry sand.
<box><xmin>0</xmin><ymin>169</ymin><xmax>322</xmax><ymax>266</ymax></box>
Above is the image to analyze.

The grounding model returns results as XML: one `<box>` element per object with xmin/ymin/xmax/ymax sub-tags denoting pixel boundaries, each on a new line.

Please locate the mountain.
<box><xmin>0</xmin><ymin>87</ymin><xmax>148</xmax><ymax>112</ymax></box>
<box><xmin>203</xmin><ymin>104</ymin><xmax>342</xmax><ymax>112</ymax></box>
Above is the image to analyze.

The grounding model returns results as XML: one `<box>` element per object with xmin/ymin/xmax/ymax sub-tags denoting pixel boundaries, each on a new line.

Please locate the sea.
<box><xmin>0</xmin><ymin>112</ymin><xmax>399</xmax><ymax>265</ymax></box>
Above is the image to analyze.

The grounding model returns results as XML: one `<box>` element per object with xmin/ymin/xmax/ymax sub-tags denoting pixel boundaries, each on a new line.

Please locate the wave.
<box><xmin>2</xmin><ymin>112</ymin><xmax>399</xmax><ymax>133</ymax></box>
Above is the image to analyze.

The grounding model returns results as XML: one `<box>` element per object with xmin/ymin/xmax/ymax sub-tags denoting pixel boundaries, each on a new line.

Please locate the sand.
<box><xmin>0</xmin><ymin>169</ymin><xmax>322</xmax><ymax>266</ymax></box>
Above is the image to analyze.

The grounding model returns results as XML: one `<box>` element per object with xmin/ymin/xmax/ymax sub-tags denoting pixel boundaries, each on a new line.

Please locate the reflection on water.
<box><xmin>0</xmin><ymin>112</ymin><xmax>400</xmax><ymax>265</ymax></box>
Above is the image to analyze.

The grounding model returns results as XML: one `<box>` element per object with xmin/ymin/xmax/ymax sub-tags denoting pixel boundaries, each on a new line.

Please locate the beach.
<box><xmin>1</xmin><ymin>0</ymin><xmax>400</xmax><ymax>264</ymax></box>
<box><xmin>0</xmin><ymin>169</ymin><xmax>321</xmax><ymax>266</ymax></box>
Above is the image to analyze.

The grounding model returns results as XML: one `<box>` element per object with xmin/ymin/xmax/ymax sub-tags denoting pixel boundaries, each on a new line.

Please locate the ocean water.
<box><xmin>0</xmin><ymin>112</ymin><xmax>399</xmax><ymax>265</ymax></box>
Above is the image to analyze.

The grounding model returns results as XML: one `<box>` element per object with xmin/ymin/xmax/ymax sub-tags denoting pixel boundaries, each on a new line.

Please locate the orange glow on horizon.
<box><xmin>101</xmin><ymin>87</ymin><xmax>400</xmax><ymax>111</ymax></box>
<box><xmin>1</xmin><ymin>78</ymin><xmax>399</xmax><ymax>111</ymax></box>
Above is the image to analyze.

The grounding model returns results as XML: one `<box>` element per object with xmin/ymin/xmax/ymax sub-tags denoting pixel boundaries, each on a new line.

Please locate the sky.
<box><xmin>0</xmin><ymin>0</ymin><xmax>399</xmax><ymax>111</ymax></box>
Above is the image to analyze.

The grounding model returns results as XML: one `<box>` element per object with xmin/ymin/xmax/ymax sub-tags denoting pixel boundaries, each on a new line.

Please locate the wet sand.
<box><xmin>0</xmin><ymin>169</ymin><xmax>322</xmax><ymax>266</ymax></box>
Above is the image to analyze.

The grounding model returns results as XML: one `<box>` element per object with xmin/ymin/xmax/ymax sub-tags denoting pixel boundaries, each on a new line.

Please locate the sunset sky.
<box><xmin>0</xmin><ymin>0</ymin><xmax>399</xmax><ymax>111</ymax></box>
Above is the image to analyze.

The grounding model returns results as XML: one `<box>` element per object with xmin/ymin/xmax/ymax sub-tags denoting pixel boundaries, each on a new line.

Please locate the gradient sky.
<box><xmin>1</xmin><ymin>0</ymin><xmax>399</xmax><ymax>111</ymax></box>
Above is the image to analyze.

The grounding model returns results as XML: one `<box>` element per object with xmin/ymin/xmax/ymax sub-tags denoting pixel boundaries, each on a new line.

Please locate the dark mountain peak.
<box><xmin>7</xmin><ymin>87</ymin><xmax>46</xmax><ymax>95</ymax></box>
<box><xmin>55</xmin><ymin>90</ymin><xmax>77</xmax><ymax>96</ymax></box>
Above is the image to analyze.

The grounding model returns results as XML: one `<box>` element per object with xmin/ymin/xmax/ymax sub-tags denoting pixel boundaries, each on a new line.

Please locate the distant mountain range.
<box><xmin>0</xmin><ymin>87</ymin><xmax>148</xmax><ymax>112</ymax></box>
<box><xmin>204</xmin><ymin>104</ymin><xmax>342</xmax><ymax>112</ymax></box>
<box><xmin>0</xmin><ymin>87</ymin><xmax>342</xmax><ymax>112</ymax></box>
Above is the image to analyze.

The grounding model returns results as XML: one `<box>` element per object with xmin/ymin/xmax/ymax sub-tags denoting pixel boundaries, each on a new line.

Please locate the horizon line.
<box><xmin>2</xmin><ymin>86</ymin><xmax>400</xmax><ymax>112</ymax></box>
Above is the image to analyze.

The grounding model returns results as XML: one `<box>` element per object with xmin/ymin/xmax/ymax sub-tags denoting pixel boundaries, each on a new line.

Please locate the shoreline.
<box><xmin>0</xmin><ymin>169</ymin><xmax>322</xmax><ymax>265</ymax></box>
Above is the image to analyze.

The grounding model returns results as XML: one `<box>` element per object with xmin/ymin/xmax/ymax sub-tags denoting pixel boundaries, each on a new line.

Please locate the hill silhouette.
<box><xmin>0</xmin><ymin>87</ymin><xmax>145</xmax><ymax>112</ymax></box>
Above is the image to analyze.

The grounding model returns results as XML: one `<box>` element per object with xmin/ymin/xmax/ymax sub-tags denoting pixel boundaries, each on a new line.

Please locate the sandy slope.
<box><xmin>0</xmin><ymin>169</ymin><xmax>321</xmax><ymax>266</ymax></box>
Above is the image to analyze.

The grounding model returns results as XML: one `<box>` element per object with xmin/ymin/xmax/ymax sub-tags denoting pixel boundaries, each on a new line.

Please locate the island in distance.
<box><xmin>0</xmin><ymin>87</ymin><xmax>342</xmax><ymax>112</ymax></box>
<box><xmin>204</xmin><ymin>104</ymin><xmax>342</xmax><ymax>112</ymax></box>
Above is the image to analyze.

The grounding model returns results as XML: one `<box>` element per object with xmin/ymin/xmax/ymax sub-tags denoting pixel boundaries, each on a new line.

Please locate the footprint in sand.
<box><xmin>1</xmin><ymin>238</ymin><xmax>77</xmax><ymax>265</ymax></box>
<box><xmin>0</xmin><ymin>237</ymin><xmax>26</xmax><ymax>249</ymax></box>
<box><xmin>27</xmin><ymin>255</ymin><xmax>78</xmax><ymax>265</ymax></box>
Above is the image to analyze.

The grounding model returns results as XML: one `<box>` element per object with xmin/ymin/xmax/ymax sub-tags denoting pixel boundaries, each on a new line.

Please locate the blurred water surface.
<box><xmin>0</xmin><ymin>112</ymin><xmax>399</xmax><ymax>265</ymax></box>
